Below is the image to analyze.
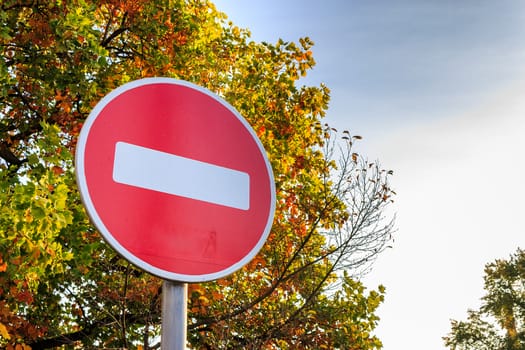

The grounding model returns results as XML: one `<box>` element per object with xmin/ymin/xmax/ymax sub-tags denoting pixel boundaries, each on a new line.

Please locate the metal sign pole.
<box><xmin>162</xmin><ymin>280</ymin><xmax>188</xmax><ymax>350</ymax></box>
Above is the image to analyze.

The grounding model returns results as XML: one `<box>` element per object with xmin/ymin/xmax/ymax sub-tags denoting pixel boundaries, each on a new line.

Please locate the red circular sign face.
<box><xmin>76</xmin><ymin>78</ymin><xmax>276</xmax><ymax>282</ymax></box>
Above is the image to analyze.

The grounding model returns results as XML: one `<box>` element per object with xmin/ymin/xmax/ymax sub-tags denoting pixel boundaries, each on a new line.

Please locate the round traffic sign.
<box><xmin>76</xmin><ymin>78</ymin><xmax>276</xmax><ymax>282</ymax></box>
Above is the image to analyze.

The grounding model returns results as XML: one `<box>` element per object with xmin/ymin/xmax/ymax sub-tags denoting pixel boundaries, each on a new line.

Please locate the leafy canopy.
<box><xmin>444</xmin><ymin>248</ymin><xmax>525</xmax><ymax>350</ymax></box>
<box><xmin>0</xmin><ymin>1</ymin><xmax>395</xmax><ymax>349</ymax></box>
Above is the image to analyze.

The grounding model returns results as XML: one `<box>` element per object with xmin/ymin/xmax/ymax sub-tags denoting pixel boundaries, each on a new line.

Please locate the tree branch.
<box><xmin>27</xmin><ymin>312</ymin><xmax>149</xmax><ymax>349</ymax></box>
<box><xmin>0</xmin><ymin>141</ymin><xmax>25</xmax><ymax>166</ymax></box>
<box><xmin>101</xmin><ymin>12</ymin><xmax>129</xmax><ymax>48</ymax></box>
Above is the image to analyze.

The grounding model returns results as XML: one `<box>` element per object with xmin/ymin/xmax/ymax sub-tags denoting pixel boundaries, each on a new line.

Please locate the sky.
<box><xmin>213</xmin><ymin>1</ymin><xmax>525</xmax><ymax>349</ymax></box>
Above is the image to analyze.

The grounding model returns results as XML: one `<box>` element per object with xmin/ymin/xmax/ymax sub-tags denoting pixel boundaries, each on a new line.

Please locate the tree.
<box><xmin>0</xmin><ymin>1</ymin><xmax>395</xmax><ymax>348</ymax></box>
<box><xmin>443</xmin><ymin>248</ymin><xmax>525</xmax><ymax>350</ymax></box>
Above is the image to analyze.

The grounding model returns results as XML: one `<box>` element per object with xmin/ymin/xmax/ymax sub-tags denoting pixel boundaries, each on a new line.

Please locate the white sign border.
<box><xmin>75</xmin><ymin>77</ymin><xmax>276</xmax><ymax>283</ymax></box>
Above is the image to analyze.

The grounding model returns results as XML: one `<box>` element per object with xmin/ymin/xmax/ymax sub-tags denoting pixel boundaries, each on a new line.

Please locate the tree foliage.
<box><xmin>0</xmin><ymin>1</ymin><xmax>395</xmax><ymax>349</ymax></box>
<box><xmin>444</xmin><ymin>248</ymin><xmax>525</xmax><ymax>350</ymax></box>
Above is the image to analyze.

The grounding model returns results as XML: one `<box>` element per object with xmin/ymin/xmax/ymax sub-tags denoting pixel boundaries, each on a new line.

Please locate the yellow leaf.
<box><xmin>0</xmin><ymin>322</ymin><xmax>11</xmax><ymax>340</ymax></box>
<box><xmin>198</xmin><ymin>295</ymin><xmax>210</xmax><ymax>306</ymax></box>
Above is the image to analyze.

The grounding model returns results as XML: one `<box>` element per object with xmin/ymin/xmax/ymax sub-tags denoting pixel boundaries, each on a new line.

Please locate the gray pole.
<box><xmin>162</xmin><ymin>280</ymin><xmax>188</xmax><ymax>350</ymax></box>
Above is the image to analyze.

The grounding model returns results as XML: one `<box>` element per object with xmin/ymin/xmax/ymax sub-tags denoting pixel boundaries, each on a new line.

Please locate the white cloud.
<box><xmin>364</xmin><ymin>82</ymin><xmax>525</xmax><ymax>349</ymax></box>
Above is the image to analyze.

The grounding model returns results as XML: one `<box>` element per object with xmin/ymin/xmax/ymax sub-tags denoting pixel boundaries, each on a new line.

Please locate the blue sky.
<box><xmin>215</xmin><ymin>0</ymin><xmax>524</xmax><ymax>135</ymax></box>
<box><xmin>213</xmin><ymin>1</ymin><xmax>525</xmax><ymax>349</ymax></box>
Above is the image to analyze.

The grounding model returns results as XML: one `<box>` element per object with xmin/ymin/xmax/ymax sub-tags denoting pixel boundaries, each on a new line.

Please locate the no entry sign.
<box><xmin>76</xmin><ymin>78</ymin><xmax>276</xmax><ymax>282</ymax></box>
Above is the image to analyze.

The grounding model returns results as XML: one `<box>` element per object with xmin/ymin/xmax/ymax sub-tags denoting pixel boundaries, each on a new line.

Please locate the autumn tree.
<box><xmin>443</xmin><ymin>248</ymin><xmax>525</xmax><ymax>350</ymax></box>
<box><xmin>0</xmin><ymin>1</ymin><xmax>395</xmax><ymax>349</ymax></box>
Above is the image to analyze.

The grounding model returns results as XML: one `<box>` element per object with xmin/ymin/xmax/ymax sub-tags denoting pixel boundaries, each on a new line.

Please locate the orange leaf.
<box><xmin>0</xmin><ymin>259</ymin><xmax>6</xmax><ymax>272</ymax></box>
<box><xmin>0</xmin><ymin>322</ymin><xmax>10</xmax><ymax>339</ymax></box>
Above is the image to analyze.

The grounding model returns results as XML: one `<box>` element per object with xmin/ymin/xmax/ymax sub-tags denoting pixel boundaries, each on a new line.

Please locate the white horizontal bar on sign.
<box><xmin>112</xmin><ymin>141</ymin><xmax>250</xmax><ymax>210</ymax></box>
